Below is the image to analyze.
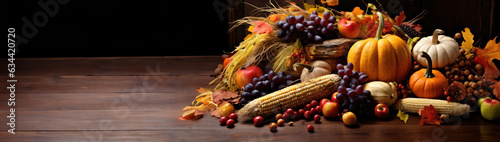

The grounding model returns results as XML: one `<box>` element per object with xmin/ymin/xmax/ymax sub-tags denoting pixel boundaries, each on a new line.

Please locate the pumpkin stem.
<box><xmin>431</xmin><ymin>29</ymin><xmax>444</xmax><ymax>45</ymax></box>
<box><xmin>293</xmin><ymin>63</ymin><xmax>314</xmax><ymax>72</ymax></box>
<box><xmin>420</xmin><ymin>51</ymin><xmax>435</xmax><ymax>78</ymax></box>
<box><xmin>375</xmin><ymin>12</ymin><xmax>384</xmax><ymax>40</ymax></box>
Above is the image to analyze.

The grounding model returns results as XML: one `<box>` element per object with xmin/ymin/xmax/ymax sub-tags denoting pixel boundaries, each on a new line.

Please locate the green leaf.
<box><xmin>407</xmin><ymin>37</ymin><xmax>420</xmax><ymax>52</ymax></box>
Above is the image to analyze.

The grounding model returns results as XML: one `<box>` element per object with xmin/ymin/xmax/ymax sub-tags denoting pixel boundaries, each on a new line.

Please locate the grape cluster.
<box><xmin>277</xmin><ymin>11</ymin><xmax>338</xmax><ymax>44</ymax></box>
<box><xmin>241</xmin><ymin>70</ymin><xmax>297</xmax><ymax>104</ymax></box>
<box><xmin>334</xmin><ymin>63</ymin><xmax>375</xmax><ymax>119</ymax></box>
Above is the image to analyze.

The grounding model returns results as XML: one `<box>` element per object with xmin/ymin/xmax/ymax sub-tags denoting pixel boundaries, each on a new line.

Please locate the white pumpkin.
<box><xmin>412</xmin><ymin>29</ymin><xmax>459</xmax><ymax>68</ymax></box>
<box><xmin>363</xmin><ymin>81</ymin><xmax>398</xmax><ymax>107</ymax></box>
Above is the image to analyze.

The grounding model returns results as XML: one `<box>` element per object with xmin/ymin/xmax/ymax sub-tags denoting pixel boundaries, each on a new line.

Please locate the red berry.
<box><xmin>298</xmin><ymin>109</ymin><xmax>305</xmax><ymax>117</ymax></box>
<box><xmin>219</xmin><ymin>116</ymin><xmax>228</xmax><ymax>125</ymax></box>
<box><xmin>310</xmin><ymin>100</ymin><xmax>319</xmax><ymax>107</ymax></box>
<box><xmin>286</xmin><ymin>108</ymin><xmax>294</xmax><ymax>115</ymax></box>
<box><xmin>304</xmin><ymin>111</ymin><xmax>312</xmax><ymax>119</ymax></box>
<box><xmin>305</xmin><ymin>104</ymin><xmax>311</xmax><ymax>110</ymax></box>
<box><xmin>228</xmin><ymin>113</ymin><xmax>238</xmax><ymax>121</ymax></box>
<box><xmin>310</xmin><ymin>107</ymin><xmax>316</xmax><ymax>115</ymax></box>
<box><xmin>444</xmin><ymin>90</ymin><xmax>449</xmax><ymax>96</ymax></box>
<box><xmin>292</xmin><ymin>111</ymin><xmax>299</xmax><ymax>120</ymax></box>
<box><xmin>315</xmin><ymin>105</ymin><xmax>323</xmax><ymax>115</ymax></box>
<box><xmin>314</xmin><ymin>114</ymin><xmax>321</xmax><ymax>123</ymax></box>
<box><xmin>307</xmin><ymin>125</ymin><xmax>314</xmax><ymax>132</ymax></box>
<box><xmin>447</xmin><ymin>96</ymin><xmax>452</xmax><ymax>102</ymax></box>
<box><xmin>226</xmin><ymin>119</ymin><xmax>235</xmax><ymax>127</ymax></box>
<box><xmin>253</xmin><ymin>116</ymin><xmax>264</xmax><ymax>126</ymax></box>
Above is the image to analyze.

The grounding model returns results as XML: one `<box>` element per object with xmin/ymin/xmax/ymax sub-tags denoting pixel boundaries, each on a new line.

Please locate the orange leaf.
<box><xmin>212</xmin><ymin>90</ymin><xmax>239</xmax><ymax>105</ymax></box>
<box><xmin>474</xmin><ymin>36</ymin><xmax>500</xmax><ymax>81</ymax></box>
<box><xmin>268</xmin><ymin>14</ymin><xmax>284</xmax><ymax>22</ymax></box>
<box><xmin>196</xmin><ymin>87</ymin><xmax>211</xmax><ymax>94</ymax></box>
<box><xmin>419</xmin><ymin>105</ymin><xmax>441</xmax><ymax>126</ymax></box>
<box><xmin>321</xmin><ymin>0</ymin><xmax>339</xmax><ymax>6</ymax></box>
<box><xmin>352</xmin><ymin>7</ymin><xmax>364</xmax><ymax>16</ymax></box>
<box><xmin>490</xmin><ymin>80</ymin><xmax>500</xmax><ymax>99</ymax></box>
<box><xmin>252</xmin><ymin>21</ymin><xmax>273</xmax><ymax>34</ymax></box>
<box><xmin>394</xmin><ymin>11</ymin><xmax>406</xmax><ymax>26</ymax></box>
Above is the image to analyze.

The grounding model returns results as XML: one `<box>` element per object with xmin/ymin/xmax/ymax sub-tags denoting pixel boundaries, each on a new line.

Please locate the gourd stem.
<box><xmin>375</xmin><ymin>12</ymin><xmax>384</xmax><ymax>40</ymax></box>
<box><xmin>421</xmin><ymin>51</ymin><xmax>435</xmax><ymax>78</ymax></box>
<box><xmin>293</xmin><ymin>63</ymin><xmax>314</xmax><ymax>72</ymax></box>
<box><xmin>431</xmin><ymin>29</ymin><xmax>444</xmax><ymax>45</ymax></box>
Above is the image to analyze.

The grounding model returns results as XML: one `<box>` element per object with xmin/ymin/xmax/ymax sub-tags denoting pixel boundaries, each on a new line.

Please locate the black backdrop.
<box><xmin>6</xmin><ymin>0</ymin><xmax>500</xmax><ymax>57</ymax></box>
<box><xmin>7</xmin><ymin>0</ymin><xmax>231</xmax><ymax>57</ymax></box>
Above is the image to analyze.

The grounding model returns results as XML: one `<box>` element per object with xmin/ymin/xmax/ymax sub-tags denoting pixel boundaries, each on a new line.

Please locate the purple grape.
<box><xmin>278</xmin><ymin>30</ymin><xmax>286</xmax><ymax>38</ymax></box>
<box><xmin>352</xmin><ymin>71</ymin><xmax>359</xmax><ymax>79</ymax></box>
<box><xmin>359</xmin><ymin>75</ymin><xmax>368</xmax><ymax>83</ymax></box>
<box><xmin>338</xmin><ymin>69</ymin><xmax>345</xmax><ymax>76</ymax></box>
<box><xmin>268</xmin><ymin>70</ymin><xmax>276</xmax><ymax>80</ymax></box>
<box><xmin>307</xmin><ymin>25</ymin><xmax>316</xmax><ymax>32</ymax></box>
<box><xmin>346</xmin><ymin>63</ymin><xmax>354</xmax><ymax>70</ymax></box>
<box><xmin>259</xmin><ymin>75</ymin><xmax>267</xmax><ymax>81</ymax></box>
<box><xmin>262</xmin><ymin>80</ymin><xmax>271</xmax><ymax>90</ymax></box>
<box><xmin>348</xmin><ymin>90</ymin><xmax>357</xmax><ymax>98</ymax></box>
<box><xmin>345</xmin><ymin>69</ymin><xmax>353</xmax><ymax>77</ymax></box>
<box><xmin>277</xmin><ymin>21</ymin><xmax>286</xmax><ymax>29</ymax></box>
<box><xmin>271</xmin><ymin>76</ymin><xmax>279</xmax><ymax>84</ymax></box>
<box><xmin>241</xmin><ymin>92</ymin><xmax>251</xmax><ymax>99</ymax></box>
<box><xmin>314</xmin><ymin>17</ymin><xmax>321</xmax><ymax>25</ymax></box>
<box><xmin>296</xmin><ymin>15</ymin><xmax>305</xmax><ymax>23</ymax></box>
<box><xmin>244</xmin><ymin>83</ymin><xmax>254</xmax><ymax>92</ymax></box>
<box><xmin>314</xmin><ymin>35</ymin><xmax>323</xmax><ymax>43</ymax></box>
<box><xmin>251</xmin><ymin>90</ymin><xmax>260</xmax><ymax>98</ymax></box>
<box><xmin>341</xmin><ymin>101</ymin><xmax>350</xmax><ymax>109</ymax></box>
<box><xmin>355</xmin><ymin>85</ymin><xmax>364</xmax><ymax>94</ymax></box>
<box><xmin>321</xmin><ymin>27</ymin><xmax>328</xmax><ymax>35</ymax></box>
<box><xmin>252</xmin><ymin>77</ymin><xmax>259</xmax><ymax>85</ymax></box>
<box><xmin>312</xmin><ymin>11</ymin><xmax>318</xmax><ymax>15</ymax></box>
<box><xmin>342</xmin><ymin>75</ymin><xmax>350</xmax><ymax>82</ymax></box>
<box><xmin>283</xmin><ymin>23</ymin><xmax>290</xmax><ymax>30</ymax></box>
<box><xmin>350</xmin><ymin>78</ymin><xmax>359</xmax><ymax>87</ymax></box>
<box><xmin>323</xmin><ymin>12</ymin><xmax>331</xmax><ymax>20</ymax></box>
<box><xmin>340</xmin><ymin>80</ymin><xmax>348</xmax><ymax>87</ymax></box>
<box><xmin>327</xmin><ymin>23</ymin><xmax>335</xmax><ymax>31</ymax></box>
<box><xmin>286</xmin><ymin>15</ymin><xmax>296</xmax><ymax>24</ymax></box>
<box><xmin>363</xmin><ymin>90</ymin><xmax>372</xmax><ymax>98</ymax></box>
<box><xmin>337</xmin><ymin>93</ymin><xmax>347</xmax><ymax>102</ymax></box>
<box><xmin>296</xmin><ymin>23</ymin><xmax>305</xmax><ymax>31</ymax></box>
<box><xmin>336</xmin><ymin>63</ymin><xmax>344</xmax><ymax>71</ymax></box>
<box><xmin>289</xmin><ymin>24</ymin><xmax>296</xmax><ymax>33</ymax></box>
<box><xmin>328</xmin><ymin>15</ymin><xmax>335</xmax><ymax>23</ymax></box>
<box><xmin>254</xmin><ymin>81</ymin><xmax>264</xmax><ymax>91</ymax></box>
<box><xmin>320</xmin><ymin>19</ymin><xmax>328</xmax><ymax>27</ymax></box>
<box><xmin>337</xmin><ymin>85</ymin><xmax>347</xmax><ymax>93</ymax></box>
<box><xmin>307</xmin><ymin>21</ymin><xmax>316</xmax><ymax>26</ymax></box>
<box><xmin>277</xmin><ymin>74</ymin><xmax>285</xmax><ymax>84</ymax></box>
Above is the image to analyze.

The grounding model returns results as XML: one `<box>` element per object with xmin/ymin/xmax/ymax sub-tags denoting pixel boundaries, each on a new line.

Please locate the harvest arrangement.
<box><xmin>180</xmin><ymin>1</ymin><xmax>500</xmax><ymax>132</ymax></box>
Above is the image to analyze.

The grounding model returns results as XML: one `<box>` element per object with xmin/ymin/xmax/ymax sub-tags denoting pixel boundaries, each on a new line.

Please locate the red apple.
<box><xmin>480</xmin><ymin>97</ymin><xmax>500</xmax><ymax>120</ymax></box>
<box><xmin>331</xmin><ymin>92</ymin><xmax>339</xmax><ymax>103</ymax></box>
<box><xmin>320</xmin><ymin>98</ymin><xmax>331</xmax><ymax>107</ymax></box>
<box><xmin>322</xmin><ymin>102</ymin><xmax>340</xmax><ymax>118</ymax></box>
<box><xmin>235</xmin><ymin>65</ymin><xmax>263</xmax><ymax>88</ymax></box>
<box><xmin>338</xmin><ymin>18</ymin><xmax>361</xmax><ymax>38</ymax></box>
<box><xmin>374</xmin><ymin>103</ymin><xmax>389</xmax><ymax>119</ymax></box>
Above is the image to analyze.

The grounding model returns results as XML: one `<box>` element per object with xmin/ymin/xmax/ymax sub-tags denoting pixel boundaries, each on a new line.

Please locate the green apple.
<box><xmin>480</xmin><ymin>98</ymin><xmax>500</xmax><ymax>121</ymax></box>
<box><xmin>478</xmin><ymin>97</ymin><xmax>489</xmax><ymax>106</ymax></box>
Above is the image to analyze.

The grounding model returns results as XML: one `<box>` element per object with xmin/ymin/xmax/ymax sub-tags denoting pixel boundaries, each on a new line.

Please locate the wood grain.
<box><xmin>1</xmin><ymin>56</ymin><xmax>498</xmax><ymax>141</ymax></box>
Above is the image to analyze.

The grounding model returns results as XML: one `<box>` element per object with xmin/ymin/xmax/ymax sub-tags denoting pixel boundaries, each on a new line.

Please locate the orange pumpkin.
<box><xmin>347</xmin><ymin>12</ymin><xmax>412</xmax><ymax>83</ymax></box>
<box><xmin>409</xmin><ymin>51</ymin><xmax>448</xmax><ymax>98</ymax></box>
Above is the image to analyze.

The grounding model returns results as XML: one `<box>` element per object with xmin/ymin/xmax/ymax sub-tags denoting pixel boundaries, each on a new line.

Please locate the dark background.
<box><xmin>6</xmin><ymin>0</ymin><xmax>500</xmax><ymax>57</ymax></box>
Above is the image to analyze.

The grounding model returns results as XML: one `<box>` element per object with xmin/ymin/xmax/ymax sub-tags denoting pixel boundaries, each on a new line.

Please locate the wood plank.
<box><xmin>0</xmin><ymin>92</ymin><xmax>202</xmax><ymax>111</ymax></box>
<box><xmin>0</xmin><ymin>125</ymin><xmax>496</xmax><ymax>142</ymax></box>
<box><xmin>0</xmin><ymin>75</ymin><xmax>215</xmax><ymax>93</ymax></box>
<box><xmin>1</xmin><ymin>107</ymin><xmax>497</xmax><ymax>131</ymax></box>
<box><xmin>4</xmin><ymin>56</ymin><xmax>220</xmax><ymax>76</ymax></box>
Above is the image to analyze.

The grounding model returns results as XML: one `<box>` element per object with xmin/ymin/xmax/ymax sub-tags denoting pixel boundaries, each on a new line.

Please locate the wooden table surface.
<box><xmin>1</xmin><ymin>56</ymin><xmax>499</xmax><ymax>142</ymax></box>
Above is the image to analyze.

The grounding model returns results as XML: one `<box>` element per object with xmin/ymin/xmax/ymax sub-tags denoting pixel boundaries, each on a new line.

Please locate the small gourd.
<box><xmin>412</xmin><ymin>29</ymin><xmax>460</xmax><ymax>68</ymax></box>
<box><xmin>294</xmin><ymin>60</ymin><xmax>332</xmax><ymax>82</ymax></box>
<box><xmin>363</xmin><ymin>81</ymin><xmax>398</xmax><ymax>107</ymax></box>
<box><xmin>409</xmin><ymin>51</ymin><xmax>449</xmax><ymax>98</ymax></box>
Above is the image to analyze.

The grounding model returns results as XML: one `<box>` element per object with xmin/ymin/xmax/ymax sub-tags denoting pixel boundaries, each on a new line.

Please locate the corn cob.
<box><xmin>394</xmin><ymin>98</ymin><xmax>470</xmax><ymax>116</ymax></box>
<box><xmin>237</xmin><ymin>74</ymin><xmax>341</xmax><ymax>119</ymax></box>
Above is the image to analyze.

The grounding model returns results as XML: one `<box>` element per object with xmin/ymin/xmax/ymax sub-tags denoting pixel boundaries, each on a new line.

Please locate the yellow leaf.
<box><xmin>247</xmin><ymin>26</ymin><xmax>255</xmax><ymax>33</ymax></box>
<box><xmin>397</xmin><ymin>109</ymin><xmax>409</xmax><ymax>123</ymax></box>
<box><xmin>460</xmin><ymin>27</ymin><xmax>476</xmax><ymax>59</ymax></box>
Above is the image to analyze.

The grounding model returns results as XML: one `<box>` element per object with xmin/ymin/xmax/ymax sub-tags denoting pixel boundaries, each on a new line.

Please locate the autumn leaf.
<box><xmin>211</xmin><ymin>90</ymin><xmax>239</xmax><ymax>105</ymax></box>
<box><xmin>394</xmin><ymin>11</ymin><xmax>406</xmax><ymax>26</ymax></box>
<box><xmin>321</xmin><ymin>0</ymin><xmax>339</xmax><ymax>6</ymax></box>
<box><xmin>252</xmin><ymin>21</ymin><xmax>273</xmax><ymax>34</ymax></box>
<box><xmin>365</xmin><ymin>14</ymin><xmax>393</xmax><ymax>38</ymax></box>
<box><xmin>474</xmin><ymin>36</ymin><xmax>500</xmax><ymax>81</ymax></box>
<box><xmin>352</xmin><ymin>7</ymin><xmax>364</xmax><ymax>16</ymax></box>
<box><xmin>419</xmin><ymin>105</ymin><xmax>441</xmax><ymax>126</ymax></box>
<box><xmin>460</xmin><ymin>27</ymin><xmax>476</xmax><ymax>59</ymax></box>
<box><xmin>490</xmin><ymin>80</ymin><xmax>500</xmax><ymax>99</ymax></box>
<box><xmin>397</xmin><ymin>109</ymin><xmax>409</xmax><ymax>123</ymax></box>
